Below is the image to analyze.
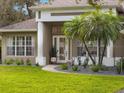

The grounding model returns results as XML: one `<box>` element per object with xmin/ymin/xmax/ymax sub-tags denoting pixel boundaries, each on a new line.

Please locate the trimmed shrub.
<box><xmin>99</xmin><ymin>65</ymin><xmax>108</xmax><ymax>71</ymax></box>
<box><xmin>26</xmin><ymin>59</ymin><xmax>32</xmax><ymax>66</ymax></box>
<box><xmin>72</xmin><ymin>65</ymin><xmax>78</xmax><ymax>71</ymax></box>
<box><xmin>78</xmin><ymin>57</ymin><xmax>81</xmax><ymax>66</ymax></box>
<box><xmin>116</xmin><ymin>58</ymin><xmax>124</xmax><ymax>74</ymax></box>
<box><xmin>15</xmin><ymin>59</ymin><xmax>24</xmax><ymax>65</ymax></box>
<box><xmin>35</xmin><ymin>63</ymin><xmax>39</xmax><ymax>67</ymax></box>
<box><xmin>16</xmin><ymin>59</ymin><xmax>21</xmax><ymax>65</ymax></box>
<box><xmin>60</xmin><ymin>64</ymin><xmax>68</xmax><ymax>70</ymax></box>
<box><xmin>116</xmin><ymin>63</ymin><xmax>121</xmax><ymax>74</ymax></box>
<box><xmin>20</xmin><ymin>60</ymin><xmax>24</xmax><ymax>65</ymax></box>
<box><xmin>82</xmin><ymin>58</ymin><xmax>89</xmax><ymax>68</ymax></box>
<box><xmin>91</xmin><ymin>65</ymin><xmax>99</xmax><ymax>72</ymax></box>
<box><xmin>4</xmin><ymin>59</ymin><xmax>14</xmax><ymax>65</ymax></box>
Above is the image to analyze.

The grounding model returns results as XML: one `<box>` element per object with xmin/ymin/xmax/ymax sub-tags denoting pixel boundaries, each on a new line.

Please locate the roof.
<box><xmin>0</xmin><ymin>19</ymin><xmax>37</xmax><ymax>32</ymax></box>
<box><xmin>1</xmin><ymin>19</ymin><xmax>37</xmax><ymax>29</ymax></box>
<box><xmin>30</xmin><ymin>0</ymin><xmax>118</xmax><ymax>10</ymax></box>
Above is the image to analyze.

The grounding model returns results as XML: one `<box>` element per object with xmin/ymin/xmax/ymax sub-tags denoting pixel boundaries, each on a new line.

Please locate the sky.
<box><xmin>14</xmin><ymin>0</ymin><xmax>49</xmax><ymax>15</ymax></box>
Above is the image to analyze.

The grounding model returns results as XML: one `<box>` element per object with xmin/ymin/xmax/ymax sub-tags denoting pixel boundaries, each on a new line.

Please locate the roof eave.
<box><xmin>0</xmin><ymin>29</ymin><xmax>37</xmax><ymax>32</ymax></box>
<box><xmin>30</xmin><ymin>5</ymin><xmax>118</xmax><ymax>11</ymax></box>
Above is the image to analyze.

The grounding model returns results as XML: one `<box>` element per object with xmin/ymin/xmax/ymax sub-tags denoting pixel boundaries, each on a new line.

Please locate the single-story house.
<box><xmin>0</xmin><ymin>0</ymin><xmax>124</xmax><ymax>66</ymax></box>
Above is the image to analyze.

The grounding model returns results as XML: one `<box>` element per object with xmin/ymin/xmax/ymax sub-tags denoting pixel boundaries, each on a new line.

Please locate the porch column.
<box><xmin>107</xmin><ymin>41</ymin><xmax>113</xmax><ymax>58</ymax></box>
<box><xmin>37</xmin><ymin>22</ymin><xmax>46</xmax><ymax>66</ymax></box>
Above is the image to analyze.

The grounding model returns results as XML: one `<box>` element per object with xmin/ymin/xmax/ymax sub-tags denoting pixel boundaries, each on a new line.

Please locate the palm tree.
<box><xmin>63</xmin><ymin>10</ymin><xmax>123</xmax><ymax>66</ymax></box>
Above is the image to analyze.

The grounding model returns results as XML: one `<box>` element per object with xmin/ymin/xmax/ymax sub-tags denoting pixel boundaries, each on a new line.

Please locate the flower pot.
<box><xmin>51</xmin><ymin>57</ymin><xmax>57</xmax><ymax>63</ymax></box>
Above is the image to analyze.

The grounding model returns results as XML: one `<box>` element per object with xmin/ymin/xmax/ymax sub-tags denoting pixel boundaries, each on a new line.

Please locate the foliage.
<box><xmin>60</xmin><ymin>64</ymin><xmax>68</xmax><ymax>70</ymax></box>
<box><xmin>26</xmin><ymin>59</ymin><xmax>32</xmax><ymax>66</ymax></box>
<box><xmin>35</xmin><ymin>63</ymin><xmax>39</xmax><ymax>67</ymax></box>
<box><xmin>0</xmin><ymin>0</ymin><xmax>26</xmax><ymax>26</ymax></box>
<box><xmin>20</xmin><ymin>60</ymin><xmax>24</xmax><ymax>65</ymax></box>
<box><xmin>4</xmin><ymin>59</ymin><xmax>14</xmax><ymax>65</ymax></box>
<box><xmin>50</xmin><ymin>46</ymin><xmax>57</xmax><ymax>57</ymax></box>
<box><xmin>116</xmin><ymin>58</ymin><xmax>124</xmax><ymax>74</ymax></box>
<box><xmin>15</xmin><ymin>59</ymin><xmax>24</xmax><ymax>65</ymax></box>
<box><xmin>63</xmin><ymin>9</ymin><xmax>123</xmax><ymax>66</ymax></box>
<box><xmin>99</xmin><ymin>65</ymin><xmax>108</xmax><ymax>71</ymax></box>
<box><xmin>0</xmin><ymin>0</ymin><xmax>37</xmax><ymax>26</ymax></box>
<box><xmin>77</xmin><ymin>57</ymin><xmax>81</xmax><ymax>66</ymax></box>
<box><xmin>0</xmin><ymin>66</ymin><xmax>123</xmax><ymax>93</ymax></box>
<box><xmin>72</xmin><ymin>65</ymin><xmax>78</xmax><ymax>71</ymax></box>
<box><xmin>13</xmin><ymin>0</ymin><xmax>38</xmax><ymax>18</ymax></box>
<box><xmin>91</xmin><ymin>65</ymin><xmax>100</xmax><ymax>72</ymax></box>
<box><xmin>15</xmin><ymin>59</ymin><xmax>21</xmax><ymax>65</ymax></box>
<box><xmin>82</xmin><ymin>58</ymin><xmax>89</xmax><ymax>68</ymax></box>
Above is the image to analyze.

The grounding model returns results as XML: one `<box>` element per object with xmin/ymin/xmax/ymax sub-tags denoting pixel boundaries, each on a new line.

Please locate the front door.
<box><xmin>53</xmin><ymin>36</ymin><xmax>69</xmax><ymax>63</ymax></box>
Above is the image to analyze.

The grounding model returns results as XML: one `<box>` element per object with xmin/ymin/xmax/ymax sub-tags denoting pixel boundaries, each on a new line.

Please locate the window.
<box><xmin>7</xmin><ymin>36</ymin><xmax>34</xmax><ymax>56</ymax></box>
<box><xmin>73</xmin><ymin>40</ymin><xmax>106</xmax><ymax>57</ymax></box>
<box><xmin>7</xmin><ymin>37</ymin><xmax>15</xmax><ymax>55</ymax></box>
<box><xmin>16</xmin><ymin>36</ymin><xmax>25</xmax><ymax>56</ymax></box>
<box><xmin>26</xmin><ymin>36</ymin><xmax>33</xmax><ymax>56</ymax></box>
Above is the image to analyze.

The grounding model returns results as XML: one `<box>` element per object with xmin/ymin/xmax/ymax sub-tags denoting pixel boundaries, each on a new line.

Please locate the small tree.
<box><xmin>63</xmin><ymin>10</ymin><xmax>123</xmax><ymax>66</ymax></box>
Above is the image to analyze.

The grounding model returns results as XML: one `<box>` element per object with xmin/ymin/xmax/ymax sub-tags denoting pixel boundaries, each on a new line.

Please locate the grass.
<box><xmin>0</xmin><ymin>66</ymin><xmax>123</xmax><ymax>93</ymax></box>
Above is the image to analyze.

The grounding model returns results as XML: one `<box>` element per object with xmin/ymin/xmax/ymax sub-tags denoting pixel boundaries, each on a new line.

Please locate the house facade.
<box><xmin>0</xmin><ymin>19</ymin><xmax>37</xmax><ymax>64</ymax></box>
<box><xmin>0</xmin><ymin>0</ymin><xmax>124</xmax><ymax>66</ymax></box>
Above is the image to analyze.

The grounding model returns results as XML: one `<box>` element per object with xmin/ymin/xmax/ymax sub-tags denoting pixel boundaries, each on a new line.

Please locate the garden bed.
<box><xmin>57</xmin><ymin>64</ymin><xmax>124</xmax><ymax>75</ymax></box>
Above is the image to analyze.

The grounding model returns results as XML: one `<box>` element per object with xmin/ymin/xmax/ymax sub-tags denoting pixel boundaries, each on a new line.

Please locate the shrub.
<box><xmin>72</xmin><ymin>65</ymin><xmax>78</xmax><ymax>71</ymax></box>
<box><xmin>26</xmin><ymin>59</ymin><xmax>32</xmax><ymax>66</ymax></box>
<box><xmin>4</xmin><ymin>59</ymin><xmax>14</xmax><ymax>65</ymax></box>
<box><xmin>116</xmin><ymin>58</ymin><xmax>124</xmax><ymax>74</ymax></box>
<box><xmin>116</xmin><ymin>63</ymin><xmax>121</xmax><ymax>74</ymax></box>
<box><xmin>20</xmin><ymin>60</ymin><xmax>24</xmax><ymax>65</ymax></box>
<box><xmin>35</xmin><ymin>63</ymin><xmax>39</xmax><ymax>67</ymax></box>
<box><xmin>78</xmin><ymin>57</ymin><xmax>81</xmax><ymax>66</ymax></box>
<box><xmin>99</xmin><ymin>65</ymin><xmax>108</xmax><ymax>71</ymax></box>
<box><xmin>16</xmin><ymin>59</ymin><xmax>21</xmax><ymax>65</ymax></box>
<box><xmin>60</xmin><ymin>64</ymin><xmax>68</xmax><ymax>70</ymax></box>
<box><xmin>15</xmin><ymin>59</ymin><xmax>24</xmax><ymax>65</ymax></box>
<box><xmin>82</xmin><ymin>58</ymin><xmax>89</xmax><ymax>68</ymax></box>
<box><xmin>91</xmin><ymin>65</ymin><xmax>99</xmax><ymax>72</ymax></box>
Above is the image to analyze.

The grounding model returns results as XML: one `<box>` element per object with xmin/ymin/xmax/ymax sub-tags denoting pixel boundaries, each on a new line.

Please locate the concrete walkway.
<box><xmin>117</xmin><ymin>90</ymin><xmax>124</xmax><ymax>93</ymax></box>
<box><xmin>42</xmin><ymin>65</ymin><xmax>68</xmax><ymax>73</ymax></box>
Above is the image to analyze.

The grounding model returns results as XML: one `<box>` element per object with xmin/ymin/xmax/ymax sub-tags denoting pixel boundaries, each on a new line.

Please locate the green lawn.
<box><xmin>0</xmin><ymin>66</ymin><xmax>123</xmax><ymax>93</ymax></box>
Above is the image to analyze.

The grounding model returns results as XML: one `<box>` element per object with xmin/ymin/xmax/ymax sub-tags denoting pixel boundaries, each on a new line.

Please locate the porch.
<box><xmin>37</xmin><ymin>22</ymin><xmax>124</xmax><ymax>66</ymax></box>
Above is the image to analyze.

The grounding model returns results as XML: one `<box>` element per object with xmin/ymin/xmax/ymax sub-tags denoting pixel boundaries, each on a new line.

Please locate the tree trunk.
<box><xmin>97</xmin><ymin>38</ymin><xmax>101</xmax><ymax>65</ymax></box>
<box><xmin>83</xmin><ymin>41</ymin><xmax>96</xmax><ymax>65</ymax></box>
<box><xmin>25</xmin><ymin>2</ymin><xmax>32</xmax><ymax>18</ymax></box>
<box><xmin>100</xmin><ymin>41</ymin><xmax>107</xmax><ymax>65</ymax></box>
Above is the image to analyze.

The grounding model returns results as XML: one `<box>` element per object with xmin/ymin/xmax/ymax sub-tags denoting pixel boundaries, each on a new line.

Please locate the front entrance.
<box><xmin>53</xmin><ymin>36</ymin><xmax>69</xmax><ymax>63</ymax></box>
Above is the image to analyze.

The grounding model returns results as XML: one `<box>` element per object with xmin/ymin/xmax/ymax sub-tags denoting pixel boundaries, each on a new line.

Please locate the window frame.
<box><xmin>7</xmin><ymin>35</ymin><xmax>34</xmax><ymax>57</ymax></box>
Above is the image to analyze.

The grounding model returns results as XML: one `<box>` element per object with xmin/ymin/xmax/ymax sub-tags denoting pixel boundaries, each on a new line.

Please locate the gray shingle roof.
<box><xmin>30</xmin><ymin>0</ymin><xmax>118</xmax><ymax>10</ymax></box>
<box><xmin>0</xmin><ymin>19</ymin><xmax>37</xmax><ymax>30</ymax></box>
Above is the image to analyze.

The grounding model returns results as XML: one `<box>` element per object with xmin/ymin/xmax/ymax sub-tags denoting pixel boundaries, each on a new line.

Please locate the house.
<box><xmin>0</xmin><ymin>0</ymin><xmax>123</xmax><ymax>66</ymax></box>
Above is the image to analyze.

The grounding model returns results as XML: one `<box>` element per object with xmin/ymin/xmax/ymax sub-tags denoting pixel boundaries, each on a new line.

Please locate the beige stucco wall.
<box><xmin>114</xmin><ymin>34</ymin><xmax>124</xmax><ymax>57</ymax></box>
<box><xmin>1</xmin><ymin>32</ymin><xmax>37</xmax><ymax>64</ymax></box>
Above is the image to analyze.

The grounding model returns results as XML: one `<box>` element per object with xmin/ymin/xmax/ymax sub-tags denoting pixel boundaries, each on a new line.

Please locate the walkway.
<box><xmin>42</xmin><ymin>65</ymin><xmax>68</xmax><ymax>73</ymax></box>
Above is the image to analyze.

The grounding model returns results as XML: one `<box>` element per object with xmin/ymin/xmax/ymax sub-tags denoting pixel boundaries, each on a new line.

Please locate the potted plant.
<box><xmin>50</xmin><ymin>46</ymin><xmax>57</xmax><ymax>63</ymax></box>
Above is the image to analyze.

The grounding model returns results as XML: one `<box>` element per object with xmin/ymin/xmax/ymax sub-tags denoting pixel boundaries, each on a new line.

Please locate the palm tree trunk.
<box><xmin>97</xmin><ymin>38</ymin><xmax>101</xmax><ymax>65</ymax></box>
<box><xmin>100</xmin><ymin>42</ymin><xmax>107</xmax><ymax>65</ymax></box>
<box><xmin>83</xmin><ymin>41</ymin><xmax>96</xmax><ymax>65</ymax></box>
